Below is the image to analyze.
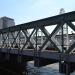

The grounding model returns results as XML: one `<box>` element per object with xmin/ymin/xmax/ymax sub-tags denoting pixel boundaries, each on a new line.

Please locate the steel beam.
<box><xmin>21</xmin><ymin>29</ymin><xmax>35</xmax><ymax>50</ymax></box>
<box><xmin>66</xmin><ymin>43</ymin><xmax>75</xmax><ymax>54</ymax></box>
<box><xmin>11</xmin><ymin>31</ymin><xmax>20</xmax><ymax>49</ymax></box>
<box><xmin>39</xmin><ymin>26</ymin><xmax>60</xmax><ymax>52</ymax></box>
<box><xmin>0</xmin><ymin>11</ymin><xmax>75</xmax><ymax>33</ymax></box>
<box><xmin>67</xmin><ymin>22</ymin><xmax>75</xmax><ymax>31</ymax></box>
<box><xmin>66</xmin><ymin>22</ymin><xmax>75</xmax><ymax>53</ymax></box>
<box><xmin>1</xmin><ymin>48</ymin><xmax>75</xmax><ymax>63</ymax></box>
<box><xmin>22</xmin><ymin>30</ymin><xmax>35</xmax><ymax>49</ymax></box>
<box><xmin>2</xmin><ymin>33</ymin><xmax>9</xmax><ymax>48</ymax></box>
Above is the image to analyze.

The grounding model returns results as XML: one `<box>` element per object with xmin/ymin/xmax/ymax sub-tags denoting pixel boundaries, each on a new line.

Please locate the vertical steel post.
<box><xmin>7</xmin><ymin>32</ymin><xmax>9</xmax><ymax>59</ymax></box>
<box><xmin>59</xmin><ymin>23</ymin><xmax>64</xmax><ymax>74</ymax></box>
<box><xmin>6</xmin><ymin>31</ymin><xmax>10</xmax><ymax>61</ymax></box>
<box><xmin>34</xmin><ymin>26</ymin><xmax>40</xmax><ymax>67</ymax></box>
<box><xmin>61</xmin><ymin>24</ymin><xmax>64</xmax><ymax>53</ymax></box>
<box><xmin>35</xmin><ymin>26</ymin><xmax>38</xmax><ymax>66</ymax></box>
<box><xmin>66</xmin><ymin>25</ymin><xmax>69</xmax><ymax>50</ymax></box>
<box><xmin>36</xmin><ymin>27</ymin><xmax>38</xmax><ymax>52</ymax></box>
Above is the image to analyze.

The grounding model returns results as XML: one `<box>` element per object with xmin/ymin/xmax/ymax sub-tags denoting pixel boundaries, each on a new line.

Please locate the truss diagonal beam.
<box><xmin>39</xmin><ymin>25</ymin><xmax>61</xmax><ymax>52</ymax></box>
<box><xmin>66</xmin><ymin>22</ymin><xmax>75</xmax><ymax>53</ymax></box>
<box><xmin>11</xmin><ymin>32</ymin><xmax>16</xmax><ymax>41</ymax></box>
<box><xmin>11</xmin><ymin>31</ymin><xmax>20</xmax><ymax>48</ymax></box>
<box><xmin>8</xmin><ymin>32</ymin><xmax>16</xmax><ymax>48</ymax></box>
<box><xmin>22</xmin><ymin>30</ymin><xmax>35</xmax><ymax>50</ymax></box>
<box><xmin>67</xmin><ymin>22</ymin><xmax>75</xmax><ymax>31</ymax></box>
<box><xmin>21</xmin><ymin>29</ymin><xmax>35</xmax><ymax>50</ymax></box>
<box><xmin>66</xmin><ymin>43</ymin><xmax>75</xmax><ymax>54</ymax></box>
<box><xmin>2</xmin><ymin>33</ymin><xmax>9</xmax><ymax>47</ymax></box>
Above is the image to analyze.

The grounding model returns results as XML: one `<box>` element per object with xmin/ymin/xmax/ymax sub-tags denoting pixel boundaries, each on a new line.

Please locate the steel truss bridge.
<box><xmin>0</xmin><ymin>11</ymin><xmax>75</xmax><ymax>75</ymax></box>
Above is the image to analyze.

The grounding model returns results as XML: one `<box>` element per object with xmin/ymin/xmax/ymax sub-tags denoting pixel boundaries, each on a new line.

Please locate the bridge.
<box><xmin>0</xmin><ymin>11</ymin><xmax>75</xmax><ymax>75</ymax></box>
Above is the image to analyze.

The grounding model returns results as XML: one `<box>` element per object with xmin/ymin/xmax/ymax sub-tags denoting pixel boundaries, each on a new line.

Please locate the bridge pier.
<box><xmin>59</xmin><ymin>61</ymin><xmax>70</xmax><ymax>75</ymax></box>
<box><xmin>59</xmin><ymin>61</ymin><xmax>66</xmax><ymax>73</ymax></box>
<box><xmin>65</xmin><ymin>62</ymin><xmax>70</xmax><ymax>75</ymax></box>
<box><xmin>59</xmin><ymin>61</ymin><xmax>75</xmax><ymax>75</ymax></box>
<box><xmin>0</xmin><ymin>53</ymin><xmax>34</xmax><ymax>75</ymax></box>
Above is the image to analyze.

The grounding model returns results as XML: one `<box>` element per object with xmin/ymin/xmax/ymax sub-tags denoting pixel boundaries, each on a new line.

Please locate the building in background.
<box><xmin>0</xmin><ymin>16</ymin><xmax>15</xmax><ymax>29</ymax></box>
<box><xmin>0</xmin><ymin>17</ymin><xmax>15</xmax><ymax>47</ymax></box>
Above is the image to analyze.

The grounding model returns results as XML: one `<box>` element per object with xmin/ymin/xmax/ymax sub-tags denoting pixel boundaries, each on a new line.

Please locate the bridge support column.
<box><xmin>59</xmin><ymin>61</ymin><xmax>70</xmax><ymax>75</ymax></box>
<box><xmin>65</xmin><ymin>62</ymin><xmax>70</xmax><ymax>75</ymax></box>
<box><xmin>59</xmin><ymin>61</ymin><xmax>66</xmax><ymax>73</ymax></box>
<box><xmin>59</xmin><ymin>61</ymin><xmax>75</xmax><ymax>75</ymax></box>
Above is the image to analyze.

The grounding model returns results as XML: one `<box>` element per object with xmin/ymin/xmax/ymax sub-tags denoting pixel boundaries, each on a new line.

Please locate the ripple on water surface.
<box><xmin>27</xmin><ymin>61</ymin><xmax>75</xmax><ymax>75</ymax></box>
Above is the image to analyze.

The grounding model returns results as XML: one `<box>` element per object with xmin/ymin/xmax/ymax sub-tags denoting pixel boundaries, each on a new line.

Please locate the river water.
<box><xmin>26</xmin><ymin>61</ymin><xmax>75</xmax><ymax>75</ymax></box>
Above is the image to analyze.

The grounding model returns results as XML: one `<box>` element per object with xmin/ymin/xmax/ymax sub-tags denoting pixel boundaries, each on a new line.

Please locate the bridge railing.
<box><xmin>0</xmin><ymin>11</ymin><xmax>75</xmax><ymax>55</ymax></box>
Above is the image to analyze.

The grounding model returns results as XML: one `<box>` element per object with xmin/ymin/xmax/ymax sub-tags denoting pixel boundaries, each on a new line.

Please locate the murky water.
<box><xmin>26</xmin><ymin>61</ymin><xmax>75</xmax><ymax>75</ymax></box>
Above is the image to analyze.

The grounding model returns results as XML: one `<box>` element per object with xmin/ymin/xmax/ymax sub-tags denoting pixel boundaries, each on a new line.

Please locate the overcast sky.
<box><xmin>0</xmin><ymin>0</ymin><xmax>75</xmax><ymax>25</ymax></box>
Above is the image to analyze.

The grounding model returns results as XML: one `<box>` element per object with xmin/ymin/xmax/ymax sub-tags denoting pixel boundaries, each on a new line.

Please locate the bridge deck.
<box><xmin>0</xmin><ymin>48</ymin><xmax>75</xmax><ymax>63</ymax></box>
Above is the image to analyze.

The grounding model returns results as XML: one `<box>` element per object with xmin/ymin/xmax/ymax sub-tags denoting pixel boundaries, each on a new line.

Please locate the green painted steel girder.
<box><xmin>0</xmin><ymin>11</ymin><xmax>75</xmax><ymax>34</ymax></box>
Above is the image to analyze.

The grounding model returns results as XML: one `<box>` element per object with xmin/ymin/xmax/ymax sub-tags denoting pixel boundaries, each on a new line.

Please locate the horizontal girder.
<box><xmin>1</xmin><ymin>48</ymin><xmax>75</xmax><ymax>62</ymax></box>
